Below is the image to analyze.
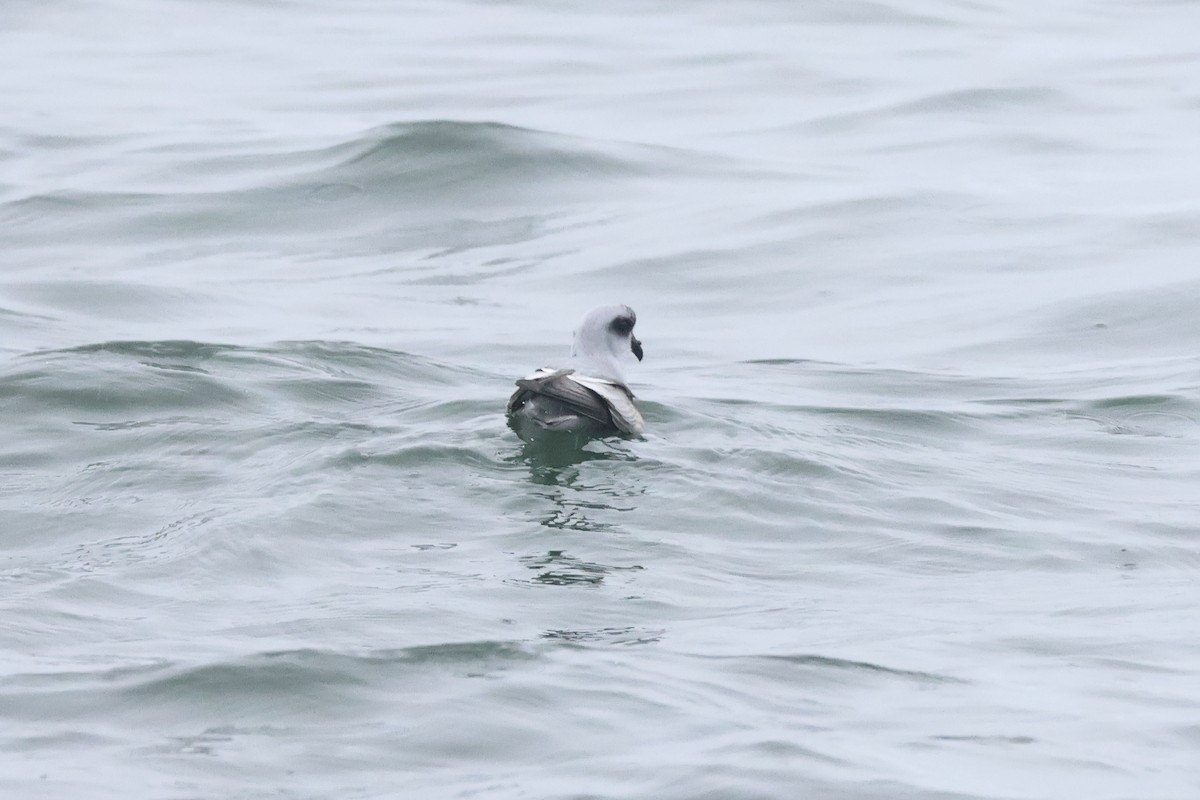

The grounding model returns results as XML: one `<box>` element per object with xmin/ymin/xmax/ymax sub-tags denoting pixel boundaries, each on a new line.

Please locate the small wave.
<box><xmin>6</xmin><ymin>336</ymin><xmax>506</xmax><ymax>440</ymax></box>
<box><xmin>748</xmin><ymin>652</ymin><xmax>964</xmax><ymax>684</ymax></box>
<box><xmin>3</xmin><ymin>342</ymin><xmax>251</xmax><ymax>415</ymax></box>
<box><xmin>120</xmin><ymin>641</ymin><xmax>537</xmax><ymax>703</ymax></box>
<box><xmin>1</xmin><ymin>120</ymin><xmax>711</xmax><ymax>250</ymax></box>
<box><xmin>801</xmin><ymin>85</ymin><xmax>1081</xmax><ymax>138</ymax></box>
<box><xmin>0</xmin><ymin>642</ymin><xmax>539</xmax><ymax>723</ymax></box>
<box><xmin>327</xmin><ymin>119</ymin><xmax>654</xmax><ymax>188</ymax></box>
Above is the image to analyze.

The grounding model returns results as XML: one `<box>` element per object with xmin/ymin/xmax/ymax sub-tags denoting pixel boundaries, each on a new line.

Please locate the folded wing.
<box><xmin>507</xmin><ymin>368</ymin><xmax>644</xmax><ymax>435</ymax></box>
<box><xmin>567</xmin><ymin>373</ymin><xmax>645</xmax><ymax>435</ymax></box>
<box><xmin>507</xmin><ymin>368</ymin><xmax>614</xmax><ymax>428</ymax></box>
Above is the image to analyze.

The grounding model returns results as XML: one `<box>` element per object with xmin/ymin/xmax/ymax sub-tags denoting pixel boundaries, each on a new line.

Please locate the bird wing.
<box><xmin>566</xmin><ymin>374</ymin><xmax>645</xmax><ymax>435</ymax></box>
<box><xmin>507</xmin><ymin>368</ymin><xmax>614</xmax><ymax>426</ymax></box>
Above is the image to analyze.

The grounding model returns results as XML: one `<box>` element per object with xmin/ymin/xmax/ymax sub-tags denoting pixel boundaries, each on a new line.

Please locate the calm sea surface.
<box><xmin>3</xmin><ymin>1</ymin><xmax>1199</xmax><ymax>798</ymax></box>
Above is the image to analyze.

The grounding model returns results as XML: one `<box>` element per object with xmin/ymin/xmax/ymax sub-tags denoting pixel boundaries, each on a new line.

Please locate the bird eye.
<box><xmin>609</xmin><ymin>316</ymin><xmax>634</xmax><ymax>335</ymax></box>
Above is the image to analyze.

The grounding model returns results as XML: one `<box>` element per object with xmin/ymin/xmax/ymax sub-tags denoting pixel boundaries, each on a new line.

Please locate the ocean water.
<box><xmin>2</xmin><ymin>1</ymin><xmax>1199</xmax><ymax>798</ymax></box>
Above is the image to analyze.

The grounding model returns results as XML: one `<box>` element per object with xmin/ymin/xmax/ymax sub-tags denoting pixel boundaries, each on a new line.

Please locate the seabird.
<box><xmin>506</xmin><ymin>305</ymin><xmax>646</xmax><ymax>442</ymax></box>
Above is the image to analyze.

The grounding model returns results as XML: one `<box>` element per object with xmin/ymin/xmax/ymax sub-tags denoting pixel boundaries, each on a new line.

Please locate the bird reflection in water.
<box><xmin>518</xmin><ymin>549</ymin><xmax>644</xmax><ymax>586</ymax></box>
<box><xmin>541</xmin><ymin>626</ymin><xmax>663</xmax><ymax>645</ymax></box>
<box><xmin>506</xmin><ymin>437</ymin><xmax>645</xmax><ymax>587</ymax></box>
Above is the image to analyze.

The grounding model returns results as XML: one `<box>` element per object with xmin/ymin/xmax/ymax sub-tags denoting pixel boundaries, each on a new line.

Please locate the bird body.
<box><xmin>507</xmin><ymin>306</ymin><xmax>645</xmax><ymax>442</ymax></box>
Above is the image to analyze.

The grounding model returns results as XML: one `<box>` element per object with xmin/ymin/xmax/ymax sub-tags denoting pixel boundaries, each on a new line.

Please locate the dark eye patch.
<box><xmin>609</xmin><ymin>315</ymin><xmax>635</xmax><ymax>335</ymax></box>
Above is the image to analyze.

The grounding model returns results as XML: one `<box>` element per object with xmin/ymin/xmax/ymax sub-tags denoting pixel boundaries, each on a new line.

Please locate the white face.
<box><xmin>570</xmin><ymin>305</ymin><xmax>642</xmax><ymax>382</ymax></box>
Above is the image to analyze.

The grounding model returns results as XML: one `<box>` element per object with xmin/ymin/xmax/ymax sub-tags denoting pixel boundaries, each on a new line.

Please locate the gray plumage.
<box><xmin>507</xmin><ymin>305</ymin><xmax>645</xmax><ymax>442</ymax></box>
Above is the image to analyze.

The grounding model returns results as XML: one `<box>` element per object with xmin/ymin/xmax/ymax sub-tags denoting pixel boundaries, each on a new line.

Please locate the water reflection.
<box><xmin>541</xmin><ymin>626</ymin><xmax>663</xmax><ymax>645</ymax></box>
<box><xmin>514</xmin><ymin>436</ymin><xmax>638</xmax><ymax>474</ymax></box>
<box><xmin>510</xmin><ymin>439</ymin><xmax>644</xmax><ymax>531</ymax></box>
<box><xmin>518</xmin><ymin>549</ymin><xmax>645</xmax><ymax>586</ymax></box>
<box><xmin>504</xmin><ymin>437</ymin><xmax>647</xmax><ymax>587</ymax></box>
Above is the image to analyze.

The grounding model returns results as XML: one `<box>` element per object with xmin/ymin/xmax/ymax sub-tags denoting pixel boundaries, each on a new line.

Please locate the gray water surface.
<box><xmin>2</xmin><ymin>1</ymin><xmax>1199</xmax><ymax>798</ymax></box>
